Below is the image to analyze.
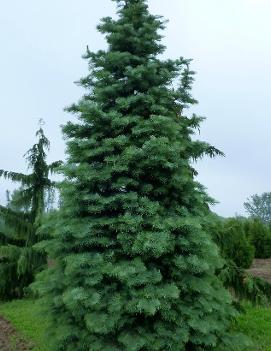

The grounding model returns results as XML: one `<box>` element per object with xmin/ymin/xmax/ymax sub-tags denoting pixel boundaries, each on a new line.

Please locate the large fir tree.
<box><xmin>34</xmin><ymin>1</ymin><xmax>247</xmax><ymax>350</ymax></box>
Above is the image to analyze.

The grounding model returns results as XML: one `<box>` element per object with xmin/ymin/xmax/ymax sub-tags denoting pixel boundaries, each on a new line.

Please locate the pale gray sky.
<box><xmin>1</xmin><ymin>0</ymin><xmax>271</xmax><ymax>217</ymax></box>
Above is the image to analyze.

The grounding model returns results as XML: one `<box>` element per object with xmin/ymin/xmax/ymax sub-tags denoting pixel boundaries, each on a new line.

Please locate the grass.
<box><xmin>0</xmin><ymin>299</ymin><xmax>49</xmax><ymax>351</ymax></box>
<box><xmin>0</xmin><ymin>299</ymin><xmax>271</xmax><ymax>350</ymax></box>
<box><xmin>234</xmin><ymin>303</ymin><xmax>271</xmax><ymax>351</ymax></box>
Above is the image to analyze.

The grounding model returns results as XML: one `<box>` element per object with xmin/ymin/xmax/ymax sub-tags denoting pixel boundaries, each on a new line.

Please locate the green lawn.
<box><xmin>0</xmin><ymin>299</ymin><xmax>271</xmax><ymax>351</ymax></box>
<box><xmin>234</xmin><ymin>303</ymin><xmax>271</xmax><ymax>351</ymax></box>
<box><xmin>0</xmin><ymin>299</ymin><xmax>49</xmax><ymax>351</ymax></box>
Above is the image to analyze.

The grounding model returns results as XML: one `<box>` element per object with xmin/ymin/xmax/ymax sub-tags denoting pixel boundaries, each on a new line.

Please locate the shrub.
<box><xmin>210</xmin><ymin>217</ymin><xmax>254</xmax><ymax>269</ymax></box>
<box><xmin>245</xmin><ymin>219</ymin><xmax>271</xmax><ymax>259</ymax></box>
<box><xmin>207</xmin><ymin>215</ymin><xmax>271</xmax><ymax>305</ymax></box>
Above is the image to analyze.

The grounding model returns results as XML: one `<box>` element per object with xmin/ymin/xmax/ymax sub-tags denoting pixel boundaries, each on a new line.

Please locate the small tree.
<box><xmin>244</xmin><ymin>192</ymin><xmax>271</xmax><ymax>224</ymax></box>
<box><xmin>0</xmin><ymin>126</ymin><xmax>61</xmax><ymax>299</ymax></box>
<box><xmin>214</xmin><ymin>218</ymin><xmax>254</xmax><ymax>269</ymax></box>
<box><xmin>33</xmin><ymin>1</ymin><xmax>248</xmax><ymax>350</ymax></box>
<box><xmin>246</xmin><ymin>219</ymin><xmax>271</xmax><ymax>259</ymax></box>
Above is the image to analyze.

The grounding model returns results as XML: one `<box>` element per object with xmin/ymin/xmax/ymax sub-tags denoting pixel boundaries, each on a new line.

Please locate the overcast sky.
<box><xmin>1</xmin><ymin>0</ymin><xmax>271</xmax><ymax>217</ymax></box>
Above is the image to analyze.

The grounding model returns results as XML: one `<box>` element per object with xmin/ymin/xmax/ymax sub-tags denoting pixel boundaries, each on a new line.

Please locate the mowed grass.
<box><xmin>234</xmin><ymin>303</ymin><xmax>271</xmax><ymax>351</ymax></box>
<box><xmin>0</xmin><ymin>299</ymin><xmax>271</xmax><ymax>350</ymax></box>
<box><xmin>0</xmin><ymin>299</ymin><xmax>49</xmax><ymax>351</ymax></box>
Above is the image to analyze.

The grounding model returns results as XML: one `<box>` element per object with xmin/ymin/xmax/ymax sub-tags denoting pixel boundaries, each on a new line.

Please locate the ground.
<box><xmin>248</xmin><ymin>259</ymin><xmax>271</xmax><ymax>283</ymax></box>
<box><xmin>0</xmin><ymin>316</ymin><xmax>31</xmax><ymax>351</ymax></box>
<box><xmin>0</xmin><ymin>299</ymin><xmax>48</xmax><ymax>351</ymax></box>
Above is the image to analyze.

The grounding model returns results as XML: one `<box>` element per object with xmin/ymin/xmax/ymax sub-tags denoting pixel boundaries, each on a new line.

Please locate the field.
<box><xmin>0</xmin><ymin>299</ymin><xmax>48</xmax><ymax>351</ymax></box>
<box><xmin>248</xmin><ymin>259</ymin><xmax>271</xmax><ymax>283</ymax></box>
<box><xmin>0</xmin><ymin>299</ymin><xmax>271</xmax><ymax>350</ymax></box>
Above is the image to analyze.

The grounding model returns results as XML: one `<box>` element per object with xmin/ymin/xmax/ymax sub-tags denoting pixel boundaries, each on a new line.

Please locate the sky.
<box><xmin>1</xmin><ymin>0</ymin><xmax>271</xmax><ymax>217</ymax></box>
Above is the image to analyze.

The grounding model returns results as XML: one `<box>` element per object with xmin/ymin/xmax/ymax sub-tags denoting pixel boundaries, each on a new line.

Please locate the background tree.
<box><xmin>0</xmin><ymin>126</ymin><xmax>61</xmax><ymax>299</ymax></box>
<box><xmin>245</xmin><ymin>219</ymin><xmax>271</xmax><ymax>259</ymax></box>
<box><xmin>212</xmin><ymin>218</ymin><xmax>254</xmax><ymax>269</ymax></box>
<box><xmin>207</xmin><ymin>215</ymin><xmax>271</xmax><ymax>305</ymax></box>
<box><xmin>244</xmin><ymin>192</ymin><xmax>271</xmax><ymax>224</ymax></box>
<box><xmin>33</xmin><ymin>1</ymin><xmax>248</xmax><ymax>350</ymax></box>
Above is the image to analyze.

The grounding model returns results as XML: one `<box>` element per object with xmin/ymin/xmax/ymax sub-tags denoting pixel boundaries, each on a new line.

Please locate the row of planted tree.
<box><xmin>1</xmin><ymin>0</ymin><xmax>271</xmax><ymax>350</ymax></box>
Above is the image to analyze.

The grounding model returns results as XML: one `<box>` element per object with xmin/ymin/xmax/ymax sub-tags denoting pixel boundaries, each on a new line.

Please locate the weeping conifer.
<box><xmin>33</xmin><ymin>1</ymin><xmax>248</xmax><ymax>350</ymax></box>
<box><xmin>0</xmin><ymin>126</ymin><xmax>61</xmax><ymax>299</ymax></box>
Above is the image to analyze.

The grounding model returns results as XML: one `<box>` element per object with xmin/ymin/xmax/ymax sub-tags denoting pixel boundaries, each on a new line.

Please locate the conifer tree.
<box><xmin>246</xmin><ymin>219</ymin><xmax>271</xmax><ymax>259</ymax></box>
<box><xmin>0</xmin><ymin>125</ymin><xmax>61</xmax><ymax>299</ymax></box>
<box><xmin>34</xmin><ymin>1</ymin><xmax>247</xmax><ymax>350</ymax></box>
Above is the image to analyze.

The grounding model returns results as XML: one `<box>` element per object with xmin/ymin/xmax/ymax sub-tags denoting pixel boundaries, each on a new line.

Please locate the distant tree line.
<box><xmin>245</xmin><ymin>192</ymin><xmax>271</xmax><ymax>224</ymax></box>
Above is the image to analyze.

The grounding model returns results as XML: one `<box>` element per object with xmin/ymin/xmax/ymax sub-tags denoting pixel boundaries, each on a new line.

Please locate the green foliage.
<box><xmin>219</xmin><ymin>260</ymin><xmax>271</xmax><ymax>305</ymax></box>
<box><xmin>245</xmin><ymin>219</ymin><xmax>271</xmax><ymax>259</ymax></box>
<box><xmin>33</xmin><ymin>1</ymin><xmax>248</xmax><ymax>350</ymax></box>
<box><xmin>211</xmin><ymin>218</ymin><xmax>254</xmax><ymax>269</ymax></box>
<box><xmin>207</xmin><ymin>215</ymin><xmax>271</xmax><ymax>305</ymax></box>
<box><xmin>0</xmin><ymin>126</ymin><xmax>60</xmax><ymax>300</ymax></box>
<box><xmin>244</xmin><ymin>192</ymin><xmax>271</xmax><ymax>224</ymax></box>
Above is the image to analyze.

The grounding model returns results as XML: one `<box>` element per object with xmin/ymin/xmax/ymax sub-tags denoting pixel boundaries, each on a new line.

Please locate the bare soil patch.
<box><xmin>0</xmin><ymin>316</ymin><xmax>32</xmax><ymax>351</ymax></box>
<box><xmin>248</xmin><ymin>258</ymin><xmax>271</xmax><ymax>283</ymax></box>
